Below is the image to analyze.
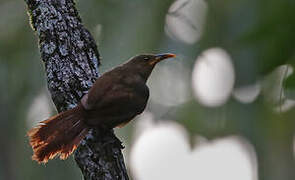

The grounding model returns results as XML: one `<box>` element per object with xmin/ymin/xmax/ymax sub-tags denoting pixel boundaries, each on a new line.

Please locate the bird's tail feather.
<box><xmin>27</xmin><ymin>105</ymin><xmax>89</xmax><ymax>163</ymax></box>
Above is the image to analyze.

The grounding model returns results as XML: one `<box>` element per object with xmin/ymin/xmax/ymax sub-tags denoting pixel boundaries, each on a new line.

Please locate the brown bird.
<box><xmin>28</xmin><ymin>53</ymin><xmax>176</xmax><ymax>163</ymax></box>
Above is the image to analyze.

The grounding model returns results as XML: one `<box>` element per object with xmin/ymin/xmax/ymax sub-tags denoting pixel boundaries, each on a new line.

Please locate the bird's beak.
<box><xmin>155</xmin><ymin>53</ymin><xmax>176</xmax><ymax>61</ymax></box>
<box><xmin>150</xmin><ymin>53</ymin><xmax>176</xmax><ymax>65</ymax></box>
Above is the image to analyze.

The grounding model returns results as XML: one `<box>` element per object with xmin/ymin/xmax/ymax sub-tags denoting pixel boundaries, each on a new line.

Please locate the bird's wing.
<box><xmin>83</xmin><ymin>69</ymin><xmax>121</xmax><ymax>110</ymax></box>
<box><xmin>84</xmin><ymin>82</ymin><xmax>149</xmax><ymax>127</ymax></box>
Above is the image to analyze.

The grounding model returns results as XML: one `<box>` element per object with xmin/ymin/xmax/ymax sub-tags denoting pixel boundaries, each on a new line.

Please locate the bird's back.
<box><xmin>82</xmin><ymin>67</ymin><xmax>149</xmax><ymax>128</ymax></box>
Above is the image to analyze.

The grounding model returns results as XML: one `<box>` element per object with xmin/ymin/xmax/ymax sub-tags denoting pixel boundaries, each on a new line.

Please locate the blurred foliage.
<box><xmin>200</xmin><ymin>0</ymin><xmax>295</xmax><ymax>85</ymax></box>
<box><xmin>284</xmin><ymin>71</ymin><xmax>295</xmax><ymax>100</ymax></box>
<box><xmin>0</xmin><ymin>0</ymin><xmax>294</xmax><ymax>180</ymax></box>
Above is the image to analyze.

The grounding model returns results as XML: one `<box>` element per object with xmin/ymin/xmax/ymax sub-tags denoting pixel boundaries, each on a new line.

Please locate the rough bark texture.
<box><xmin>24</xmin><ymin>0</ymin><xmax>129</xmax><ymax>179</ymax></box>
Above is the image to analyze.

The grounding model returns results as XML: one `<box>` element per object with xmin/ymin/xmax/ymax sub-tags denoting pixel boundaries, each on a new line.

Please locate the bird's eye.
<box><xmin>143</xmin><ymin>57</ymin><xmax>150</xmax><ymax>61</ymax></box>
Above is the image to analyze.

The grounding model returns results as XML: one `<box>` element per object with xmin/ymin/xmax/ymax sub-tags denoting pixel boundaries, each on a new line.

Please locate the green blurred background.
<box><xmin>0</xmin><ymin>0</ymin><xmax>294</xmax><ymax>179</ymax></box>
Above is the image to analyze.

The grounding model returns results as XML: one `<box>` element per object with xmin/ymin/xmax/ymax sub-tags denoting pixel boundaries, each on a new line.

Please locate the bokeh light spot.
<box><xmin>148</xmin><ymin>59</ymin><xmax>190</xmax><ymax>107</ymax></box>
<box><xmin>191</xmin><ymin>136</ymin><xmax>258</xmax><ymax>180</ymax></box>
<box><xmin>130</xmin><ymin>122</ymin><xmax>257</xmax><ymax>180</ymax></box>
<box><xmin>192</xmin><ymin>48</ymin><xmax>235</xmax><ymax>107</ymax></box>
<box><xmin>27</xmin><ymin>90</ymin><xmax>53</xmax><ymax>128</ymax></box>
<box><xmin>233</xmin><ymin>83</ymin><xmax>261</xmax><ymax>104</ymax></box>
<box><xmin>165</xmin><ymin>0</ymin><xmax>207</xmax><ymax>44</ymax></box>
<box><xmin>262</xmin><ymin>64</ymin><xmax>295</xmax><ymax>112</ymax></box>
<box><xmin>130</xmin><ymin>122</ymin><xmax>189</xmax><ymax>180</ymax></box>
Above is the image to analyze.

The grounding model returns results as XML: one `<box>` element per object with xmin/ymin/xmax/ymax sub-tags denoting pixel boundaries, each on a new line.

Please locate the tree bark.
<box><xmin>24</xmin><ymin>0</ymin><xmax>129</xmax><ymax>179</ymax></box>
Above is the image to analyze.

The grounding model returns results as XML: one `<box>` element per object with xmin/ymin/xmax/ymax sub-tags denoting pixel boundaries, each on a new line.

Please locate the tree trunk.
<box><xmin>24</xmin><ymin>0</ymin><xmax>129</xmax><ymax>179</ymax></box>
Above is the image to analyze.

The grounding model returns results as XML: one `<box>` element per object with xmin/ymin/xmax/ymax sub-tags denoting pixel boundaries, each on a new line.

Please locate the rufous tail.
<box><xmin>27</xmin><ymin>104</ymin><xmax>89</xmax><ymax>163</ymax></box>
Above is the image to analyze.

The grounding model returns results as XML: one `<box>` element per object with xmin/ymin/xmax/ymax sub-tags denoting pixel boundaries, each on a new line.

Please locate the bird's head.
<box><xmin>130</xmin><ymin>53</ymin><xmax>176</xmax><ymax>66</ymax></box>
<box><xmin>124</xmin><ymin>53</ymin><xmax>176</xmax><ymax>80</ymax></box>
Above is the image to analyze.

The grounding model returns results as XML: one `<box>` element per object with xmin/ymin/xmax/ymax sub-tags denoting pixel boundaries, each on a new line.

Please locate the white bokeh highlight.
<box><xmin>280</xmin><ymin>65</ymin><xmax>295</xmax><ymax>112</ymax></box>
<box><xmin>266</xmin><ymin>65</ymin><xmax>293</xmax><ymax>103</ymax></box>
<box><xmin>94</xmin><ymin>24</ymin><xmax>103</xmax><ymax>41</ymax></box>
<box><xmin>263</xmin><ymin>64</ymin><xmax>295</xmax><ymax>113</ymax></box>
<box><xmin>27</xmin><ymin>90</ymin><xmax>53</xmax><ymax>128</ymax></box>
<box><xmin>148</xmin><ymin>59</ymin><xmax>190</xmax><ymax>107</ymax></box>
<box><xmin>192</xmin><ymin>48</ymin><xmax>235</xmax><ymax>107</ymax></box>
<box><xmin>132</xmin><ymin>111</ymin><xmax>155</xmax><ymax>139</ymax></box>
<box><xmin>276</xmin><ymin>99</ymin><xmax>295</xmax><ymax>113</ymax></box>
<box><xmin>130</xmin><ymin>123</ymin><xmax>189</xmax><ymax>180</ymax></box>
<box><xmin>165</xmin><ymin>0</ymin><xmax>207</xmax><ymax>44</ymax></box>
<box><xmin>191</xmin><ymin>136</ymin><xmax>257</xmax><ymax>180</ymax></box>
<box><xmin>130</xmin><ymin>122</ymin><xmax>257</xmax><ymax>180</ymax></box>
<box><xmin>233</xmin><ymin>83</ymin><xmax>261</xmax><ymax>104</ymax></box>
